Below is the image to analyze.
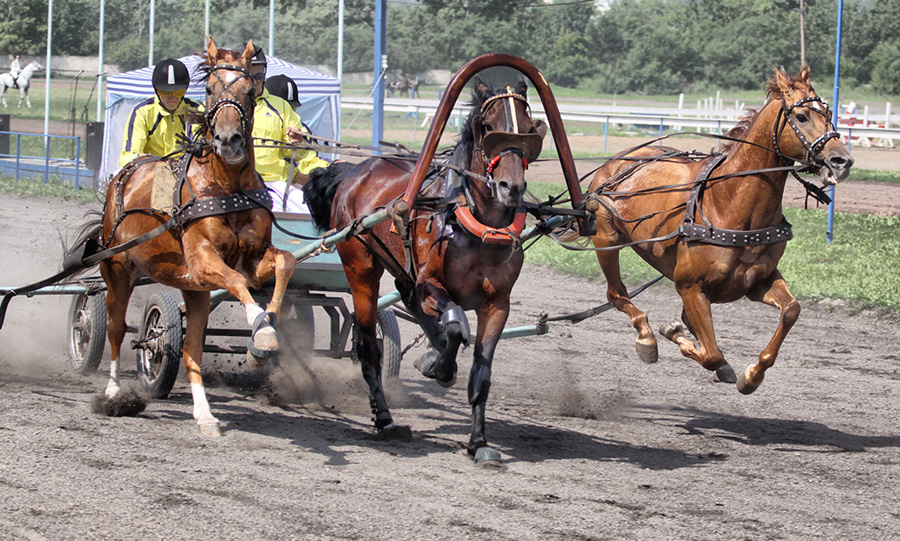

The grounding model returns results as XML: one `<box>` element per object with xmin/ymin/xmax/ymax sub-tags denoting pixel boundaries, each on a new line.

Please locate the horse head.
<box><xmin>465</xmin><ymin>77</ymin><xmax>546</xmax><ymax>210</ymax></box>
<box><xmin>771</xmin><ymin>66</ymin><xmax>853</xmax><ymax>186</ymax></box>
<box><xmin>202</xmin><ymin>37</ymin><xmax>257</xmax><ymax>165</ymax></box>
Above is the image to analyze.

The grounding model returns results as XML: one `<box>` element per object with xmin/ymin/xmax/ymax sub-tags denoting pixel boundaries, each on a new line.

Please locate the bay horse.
<box><xmin>85</xmin><ymin>38</ymin><xmax>295</xmax><ymax>436</ymax></box>
<box><xmin>584</xmin><ymin>66</ymin><xmax>853</xmax><ymax>394</ymax></box>
<box><xmin>304</xmin><ymin>77</ymin><xmax>546</xmax><ymax>464</ymax></box>
<box><xmin>0</xmin><ymin>61</ymin><xmax>42</xmax><ymax>108</ymax></box>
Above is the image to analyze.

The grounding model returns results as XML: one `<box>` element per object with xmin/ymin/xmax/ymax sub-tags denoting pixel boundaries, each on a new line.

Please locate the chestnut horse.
<box><xmin>89</xmin><ymin>39</ymin><xmax>296</xmax><ymax>436</ymax></box>
<box><xmin>304</xmin><ymin>78</ymin><xmax>546</xmax><ymax>464</ymax></box>
<box><xmin>584</xmin><ymin>67</ymin><xmax>852</xmax><ymax>394</ymax></box>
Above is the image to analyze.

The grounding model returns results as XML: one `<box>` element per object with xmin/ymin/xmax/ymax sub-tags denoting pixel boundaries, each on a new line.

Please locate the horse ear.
<box><xmin>532</xmin><ymin>119</ymin><xmax>548</xmax><ymax>139</ymax></box>
<box><xmin>473</xmin><ymin>77</ymin><xmax>492</xmax><ymax>101</ymax></box>
<box><xmin>774</xmin><ymin>66</ymin><xmax>793</xmax><ymax>96</ymax></box>
<box><xmin>207</xmin><ymin>36</ymin><xmax>219</xmax><ymax>61</ymax></box>
<box><xmin>241</xmin><ymin>40</ymin><xmax>255</xmax><ymax>62</ymax></box>
<box><xmin>515</xmin><ymin>76</ymin><xmax>528</xmax><ymax>98</ymax></box>
<box><xmin>798</xmin><ymin>65</ymin><xmax>811</xmax><ymax>85</ymax></box>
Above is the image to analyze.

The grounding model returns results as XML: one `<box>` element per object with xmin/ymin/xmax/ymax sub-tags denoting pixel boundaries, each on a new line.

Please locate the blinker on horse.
<box><xmin>304</xmin><ymin>76</ymin><xmax>547</xmax><ymax>464</ymax></box>
<box><xmin>80</xmin><ymin>38</ymin><xmax>296</xmax><ymax>436</ymax></box>
<box><xmin>583</xmin><ymin>66</ymin><xmax>853</xmax><ymax>394</ymax></box>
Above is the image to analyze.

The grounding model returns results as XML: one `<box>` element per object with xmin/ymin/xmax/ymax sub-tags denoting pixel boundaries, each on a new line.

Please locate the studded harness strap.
<box><xmin>677</xmin><ymin>154</ymin><xmax>793</xmax><ymax>247</ymax></box>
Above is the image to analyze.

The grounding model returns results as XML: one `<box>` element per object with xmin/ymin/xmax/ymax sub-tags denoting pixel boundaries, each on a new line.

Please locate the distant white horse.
<box><xmin>0</xmin><ymin>62</ymin><xmax>43</xmax><ymax>108</ymax></box>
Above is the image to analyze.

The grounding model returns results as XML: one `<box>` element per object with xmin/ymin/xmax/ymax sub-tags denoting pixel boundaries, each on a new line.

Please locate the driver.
<box><xmin>238</xmin><ymin>43</ymin><xmax>330</xmax><ymax>213</ymax></box>
<box><xmin>9</xmin><ymin>55</ymin><xmax>20</xmax><ymax>89</ymax></box>
<box><xmin>119</xmin><ymin>58</ymin><xmax>199</xmax><ymax>167</ymax></box>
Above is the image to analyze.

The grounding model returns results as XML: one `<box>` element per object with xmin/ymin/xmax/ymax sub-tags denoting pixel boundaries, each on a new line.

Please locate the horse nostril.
<box><xmin>228</xmin><ymin>133</ymin><xmax>244</xmax><ymax>147</ymax></box>
<box><xmin>498</xmin><ymin>181</ymin><xmax>509</xmax><ymax>192</ymax></box>
<box><xmin>830</xmin><ymin>155</ymin><xmax>853</xmax><ymax>170</ymax></box>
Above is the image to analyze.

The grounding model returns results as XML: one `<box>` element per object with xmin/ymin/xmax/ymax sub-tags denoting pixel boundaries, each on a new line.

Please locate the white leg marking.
<box><xmin>105</xmin><ymin>360</ymin><xmax>121</xmax><ymax>397</ymax></box>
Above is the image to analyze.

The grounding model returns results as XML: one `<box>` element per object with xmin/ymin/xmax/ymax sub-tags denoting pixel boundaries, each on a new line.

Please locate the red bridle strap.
<box><xmin>453</xmin><ymin>206</ymin><xmax>527</xmax><ymax>245</ymax></box>
<box><xmin>486</xmin><ymin>154</ymin><xmax>529</xmax><ymax>177</ymax></box>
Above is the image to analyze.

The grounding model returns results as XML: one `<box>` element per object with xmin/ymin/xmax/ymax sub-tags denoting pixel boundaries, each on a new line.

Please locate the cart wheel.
<box><xmin>67</xmin><ymin>291</ymin><xmax>107</xmax><ymax>374</ymax></box>
<box><xmin>377</xmin><ymin>309</ymin><xmax>402</xmax><ymax>389</ymax></box>
<box><xmin>135</xmin><ymin>291</ymin><xmax>183</xmax><ymax>399</ymax></box>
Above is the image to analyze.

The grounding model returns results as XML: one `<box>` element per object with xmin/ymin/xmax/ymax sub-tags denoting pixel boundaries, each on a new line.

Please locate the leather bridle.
<box><xmin>204</xmin><ymin>64</ymin><xmax>256</xmax><ymax>142</ymax></box>
<box><xmin>773</xmin><ymin>95</ymin><xmax>840</xmax><ymax>169</ymax></box>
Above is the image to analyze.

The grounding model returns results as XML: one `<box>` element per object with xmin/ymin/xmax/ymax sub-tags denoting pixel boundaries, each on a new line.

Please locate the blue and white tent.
<box><xmin>100</xmin><ymin>54</ymin><xmax>341</xmax><ymax>181</ymax></box>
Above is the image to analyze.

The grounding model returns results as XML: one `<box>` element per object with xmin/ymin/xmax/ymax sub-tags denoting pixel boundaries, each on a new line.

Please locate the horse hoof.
<box><xmin>472</xmin><ymin>447</ymin><xmax>504</xmax><ymax>468</ymax></box>
<box><xmin>736</xmin><ymin>368</ymin><xmax>760</xmax><ymax>395</ymax></box>
<box><xmin>714</xmin><ymin>364</ymin><xmax>737</xmax><ymax>384</ymax></box>
<box><xmin>198</xmin><ymin>421</ymin><xmax>222</xmax><ymax>437</ymax></box>
<box><xmin>659</xmin><ymin>321</ymin><xmax>684</xmax><ymax>340</ymax></box>
<box><xmin>634</xmin><ymin>340</ymin><xmax>659</xmax><ymax>364</ymax></box>
<box><xmin>414</xmin><ymin>350</ymin><xmax>457</xmax><ymax>388</ymax></box>
<box><xmin>246</xmin><ymin>351</ymin><xmax>270</xmax><ymax>368</ymax></box>
<box><xmin>376</xmin><ymin>423</ymin><xmax>412</xmax><ymax>441</ymax></box>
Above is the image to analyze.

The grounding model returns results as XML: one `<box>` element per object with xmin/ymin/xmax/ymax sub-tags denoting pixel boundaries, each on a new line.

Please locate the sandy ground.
<box><xmin>0</xmin><ymin>184</ymin><xmax>899</xmax><ymax>539</ymax></box>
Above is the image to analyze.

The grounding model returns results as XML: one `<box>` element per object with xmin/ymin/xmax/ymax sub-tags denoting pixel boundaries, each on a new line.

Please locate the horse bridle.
<box><xmin>773</xmin><ymin>95</ymin><xmax>840</xmax><ymax>169</ymax></box>
<box><xmin>473</xmin><ymin>89</ymin><xmax>533</xmax><ymax>198</ymax></box>
<box><xmin>204</xmin><ymin>64</ymin><xmax>256</xmax><ymax>142</ymax></box>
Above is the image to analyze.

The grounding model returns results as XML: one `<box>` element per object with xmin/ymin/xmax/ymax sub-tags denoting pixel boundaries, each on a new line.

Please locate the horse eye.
<box><xmin>796</xmin><ymin>113</ymin><xmax>809</xmax><ymax>123</ymax></box>
<box><xmin>205</xmin><ymin>87</ymin><xmax>212</xmax><ymax>96</ymax></box>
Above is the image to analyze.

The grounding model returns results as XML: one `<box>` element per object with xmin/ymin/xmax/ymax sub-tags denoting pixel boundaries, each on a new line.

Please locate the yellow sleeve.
<box><xmin>120</xmin><ymin>104</ymin><xmax>150</xmax><ymax>167</ymax></box>
<box><xmin>285</xmin><ymin>108</ymin><xmax>330</xmax><ymax>175</ymax></box>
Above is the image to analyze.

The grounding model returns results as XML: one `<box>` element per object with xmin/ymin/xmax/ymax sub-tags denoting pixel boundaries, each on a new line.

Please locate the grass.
<box><xmin>523</xmin><ymin>180</ymin><xmax>900</xmax><ymax>314</ymax></box>
<box><xmin>0</xmin><ymin>174</ymin><xmax>101</xmax><ymax>204</ymax></box>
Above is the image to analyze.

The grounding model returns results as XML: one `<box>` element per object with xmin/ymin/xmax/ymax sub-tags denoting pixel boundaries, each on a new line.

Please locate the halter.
<box><xmin>204</xmin><ymin>64</ymin><xmax>255</xmax><ymax>141</ymax></box>
<box><xmin>773</xmin><ymin>95</ymin><xmax>840</xmax><ymax>168</ymax></box>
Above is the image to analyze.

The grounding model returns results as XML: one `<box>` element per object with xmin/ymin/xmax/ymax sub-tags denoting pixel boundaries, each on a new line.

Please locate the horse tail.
<box><xmin>61</xmin><ymin>212</ymin><xmax>104</xmax><ymax>281</ymax></box>
<box><xmin>303</xmin><ymin>161</ymin><xmax>356</xmax><ymax>231</ymax></box>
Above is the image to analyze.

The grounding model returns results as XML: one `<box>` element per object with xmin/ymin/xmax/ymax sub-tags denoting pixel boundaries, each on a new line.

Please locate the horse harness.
<box><xmin>677</xmin><ymin>153</ymin><xmax>793</xmax><ymax>247</ymax></box>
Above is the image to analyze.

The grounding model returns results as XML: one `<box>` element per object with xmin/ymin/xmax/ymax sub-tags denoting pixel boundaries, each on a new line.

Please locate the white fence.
<box><xmin>342</xmin><ymin>97</ymin><xmax>900</xmax><ymax>150</ymax></box>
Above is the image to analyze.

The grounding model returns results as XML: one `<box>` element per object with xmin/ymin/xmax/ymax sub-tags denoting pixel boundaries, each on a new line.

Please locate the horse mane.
<box><xmin>721</xmin><ymin>70</ymin><xmax>789</xmax><ymax>154</ymax></box>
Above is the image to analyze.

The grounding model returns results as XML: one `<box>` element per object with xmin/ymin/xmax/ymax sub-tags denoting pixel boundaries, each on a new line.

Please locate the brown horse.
<box><xmin>584</xmin><ymin>66</ymin><xmax>853</xmax><ymax>394</ymax></box>
<box><xmin>90</xmin><ymin>38</ymin><xmax>296</xmax><ymax>436</ymax></box>
<box><xmin>304</xmin><ymin>77</ymin><xmax>546</xmax><ymax>464</ymax></box>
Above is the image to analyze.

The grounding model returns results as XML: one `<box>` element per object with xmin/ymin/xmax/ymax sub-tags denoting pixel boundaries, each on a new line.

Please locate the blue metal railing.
<box><xmin>0</xmin><ymin>130</ymin><xmax>90</xmax><ymax>189</ymax></box>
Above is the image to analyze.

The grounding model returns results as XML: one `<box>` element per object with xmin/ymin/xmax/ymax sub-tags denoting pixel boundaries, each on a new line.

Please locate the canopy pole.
<box><xmin>827</xmin><ymin>0</ymin><xmax>843</xmax><ymax>244</ymax></box>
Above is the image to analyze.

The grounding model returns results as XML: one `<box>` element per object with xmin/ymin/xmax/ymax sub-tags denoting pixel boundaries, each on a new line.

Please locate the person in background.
<box><xmin>119</xmin><ymin>58</ymin><xmax>199</xmax><ymax>167</ymax></box>
<box><xmin>9</xmin><ymin>55</ymin><xmax>21</xmax><ymax>89</ymax></box>
<box><xmin>239</xmin><ymin>44</ymin><xmax>330</xmax><ymax>212</ymax></box>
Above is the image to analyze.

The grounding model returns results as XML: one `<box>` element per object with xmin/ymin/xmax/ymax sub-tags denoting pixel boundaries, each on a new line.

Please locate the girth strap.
<box><xmin>679</xmin><ymin>153</ymin><xmax>793</xmax><ymax>247</ymax></box>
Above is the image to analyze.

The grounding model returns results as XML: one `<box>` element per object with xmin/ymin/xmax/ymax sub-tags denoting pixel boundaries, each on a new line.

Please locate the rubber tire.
<box><xmin>377</xmin><ymin>309</ymin><xmax>402</xmax><ymax>390</ymax></box>
<box><xmin>135</xmin><ymin>291</ymin><xmax>183</xmax><ymax>399</ymax></box>
<box><xmin>66</xmin><ymin>292</ymin><xmax>107</xmax><ymax>374</ymax></box>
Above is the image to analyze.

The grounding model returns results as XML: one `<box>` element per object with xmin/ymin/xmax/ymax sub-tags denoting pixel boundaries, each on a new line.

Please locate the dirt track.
<box><xmin>1</xmin><ymin>191</ymin><xmax>899</xmax><ymax>539</ymax></box>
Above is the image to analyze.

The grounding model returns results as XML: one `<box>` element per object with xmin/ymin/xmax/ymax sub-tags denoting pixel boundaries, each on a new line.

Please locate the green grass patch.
<box><xmin>849</xmin><ymin>168</ymin><xmax>900</xmax><ymax>184</ymax></box>
<box><xmin>0</xmin><ymin>174</ymin><xmax>101</xmax><ymax>204</ymax></box>
<box><xmin>524</xmin><ymin>181</ymin><xmax>900</xmax><ymax>313</ymax></box>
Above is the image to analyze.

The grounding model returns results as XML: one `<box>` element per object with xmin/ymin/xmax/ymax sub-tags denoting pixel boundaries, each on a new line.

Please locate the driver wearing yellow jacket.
<box><xmin>120</xmin><ymin>58</ymin><xmax>199</xmax><ymax>167</ymax></box>
<box><xmin>241</xmin><ymin>45</ymin><xmax>329</xmax><ymax>184</ymax></box>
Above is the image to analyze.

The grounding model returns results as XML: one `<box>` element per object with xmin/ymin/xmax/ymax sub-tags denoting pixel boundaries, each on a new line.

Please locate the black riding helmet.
<box><xmin>265</xmin><ymin>74</ymin><xmax>302</xmax><ymax>108</ymax></box>
<box><xmin>151</xmin><ymin>58</ymin><xmax>190</xmax><ymax>92</ymax></box>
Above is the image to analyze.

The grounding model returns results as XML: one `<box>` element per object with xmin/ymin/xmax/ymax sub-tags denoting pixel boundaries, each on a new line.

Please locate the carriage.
<box><xmin>0</xmin><ymin>41</ymin><xmax>851</xmax><ymax>465</ymax></box>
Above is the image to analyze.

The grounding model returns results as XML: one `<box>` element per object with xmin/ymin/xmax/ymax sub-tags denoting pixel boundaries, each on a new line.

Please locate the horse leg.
<box><xmin>186</xmin><ymin>243</ymin><xmax>279</xmax><ymax>365</ymax></box>
<box><xmin>412</xmin><ymin>279</ymin><xmax>466</xmax><ymax>388</ymax></box>
<box><xmin>659</xmin><ymin>284</ymin><xmax>730</xmax><ymax>378</ymax></box>
<box><xmin>181</xmin><ymin>290</ymin><xmax>220</xmax><ymax>436</ymax></box>
<box><xmin>676</xmin><ymin>306</ymin><xmax>736</xmax><ymax>383</ymax></box>
<box><xmin>466</xmin><ymin>302</ymin><xmax>509</xmax><ymax>466</ymax></box>
<box><xmin>245</xmin><ymin>245</ymin><xmax>297</xmax><ymax>332</ymax></box>
<box><xmin>739</xmin><ymin>270</ymin><xmax>800</xmax><ymax>394</ymax></box>
<box><xmin>595</xmin><ymin>248</ymin><xmax>658</xmax><ymax>364</ymax></box>
<box><xmin>100</xmin><ymin>262</ymin><xmax>135</xmax><ymax>398</ymax></box>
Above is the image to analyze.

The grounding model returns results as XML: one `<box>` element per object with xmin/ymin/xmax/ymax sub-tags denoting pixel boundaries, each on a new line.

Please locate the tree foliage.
<box><xmin>0</xmin><ymin>0</ymin><xmax>896</xmax><ymax>94</ymax></box>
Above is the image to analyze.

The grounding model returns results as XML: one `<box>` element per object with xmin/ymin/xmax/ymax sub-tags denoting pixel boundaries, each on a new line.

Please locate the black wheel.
<box><xmin>135</xmin><ymin>291</ymin><xmax>183</xmax><ymax>399</ymax></box>
<box><xmin>67</xmin><ymin>291</ymin><xmax>107</xmax><ymax>374</ymax></box>
<box><xmin>377</xmin><ymin>309</ymin><xmax>402</xmax><ymax>389</ymax></box>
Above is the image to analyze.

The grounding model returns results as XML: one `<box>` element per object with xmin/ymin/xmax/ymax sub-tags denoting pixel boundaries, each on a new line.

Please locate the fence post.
<box><xmin>44</xmin><ymin>135</ymin><xmax>50</xmax><ymax>184</ymax></box>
